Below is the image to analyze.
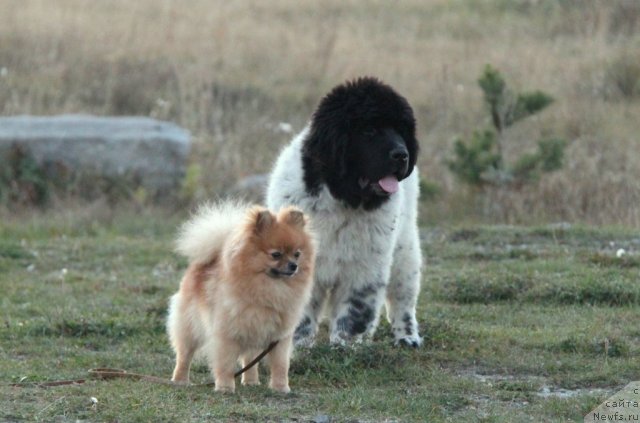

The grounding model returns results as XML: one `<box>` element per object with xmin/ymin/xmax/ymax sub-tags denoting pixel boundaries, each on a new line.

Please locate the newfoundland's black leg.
<box><xmin>293</xmin><ymin>283</ymin><xmax>326</xmax><ymax>347</ymax></box>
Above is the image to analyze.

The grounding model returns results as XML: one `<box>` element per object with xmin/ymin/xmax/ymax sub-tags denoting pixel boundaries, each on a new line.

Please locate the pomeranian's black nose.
<box><xmin>287</xmin><ymin>262</ymin><xmax>298</xmax><ymax>273</ymax></box>
<box><xmin>390</xmin><ymin>147</ymin><xmax>408</xmax><ymax>162</ymax></box>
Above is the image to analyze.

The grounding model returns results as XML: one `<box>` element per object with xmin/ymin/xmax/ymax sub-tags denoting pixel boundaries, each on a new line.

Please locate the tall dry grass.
<box><xmin>1</xmin><ymin>0</ymin><xmax>639</xmax><ymax>225</ymax></box>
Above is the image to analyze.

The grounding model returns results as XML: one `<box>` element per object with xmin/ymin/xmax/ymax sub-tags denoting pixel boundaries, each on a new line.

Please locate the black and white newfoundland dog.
<box><xmin>266</xmin><ymin>77</ymin><xmax>422</xmax><ymax>347</ymax></box>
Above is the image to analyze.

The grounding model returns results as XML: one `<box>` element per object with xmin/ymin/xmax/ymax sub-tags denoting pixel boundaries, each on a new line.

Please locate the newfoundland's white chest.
<box><xmin>303</xmin><ymin>187</ymin><xmax>403</xmax><ymax>290</ymax></box>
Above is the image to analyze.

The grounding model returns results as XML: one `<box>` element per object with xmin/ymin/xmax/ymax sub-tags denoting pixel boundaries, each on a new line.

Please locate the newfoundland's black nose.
<box><xmin>390</xmin><ymin>147</ymin><xmax>409</xmax><ymax>162</ymax></box>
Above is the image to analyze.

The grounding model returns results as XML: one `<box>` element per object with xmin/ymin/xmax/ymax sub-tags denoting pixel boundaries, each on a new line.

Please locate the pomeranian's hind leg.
<box><xmin>240</xmin><ymin>350</ymin><xmax>261</xmax><ymax>386</ymax></box>
<box><xmin>212</xmin><ymin>341</ymin><xmax>241</xmax><ymax>393</ymax></box>
<box><xmin>168</xmin><ymin>316</ymin><xmax>200</xmax><ymax>383</ymax></box>
<box><xmin>167</xmin><ymin>294</ymin><xmax>200</xmax><ymax>383</ymax></box>
<box><xmin>171</xmin><ymin>344</ymin><xmax>197</xmax><ymax>383</ymax></box>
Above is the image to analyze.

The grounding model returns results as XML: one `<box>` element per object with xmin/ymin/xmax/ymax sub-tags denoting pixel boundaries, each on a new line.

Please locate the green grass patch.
<box><xmin>28</xmin><ymin>318</ymin><xmax>164</xmax><ymax>339</ymax></box>
<box><xmin>434</xmin><ymin>269</ymin><xmax>640</xmax><ymax>306</ymax></box>
<box><xmin>1</xmin><ymin>216</ymin><xmax>639</xmax><ymax>421</ymax></box>
<box><xmin>552</xmin><ymin>335</ymin><xmax>631</xmax><ymax>358</ymax></box>
<box><xmin>439</xmin><ymin>273</ymin><xmax>533</xmax><ymax>303</ymax></box>
<box><xmin>587</xmin><ymin>252</ymin><xmax>640</xmax><ymax>268</ymax></box>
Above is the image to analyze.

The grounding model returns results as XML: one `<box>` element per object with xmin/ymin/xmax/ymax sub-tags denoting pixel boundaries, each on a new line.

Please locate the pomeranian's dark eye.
<box><xmin>293</xmin><ymin>250</ymin><xmax>301</xmax><ymax>259</ymax></box>
<box><xmin>271</xmin><ymin>251</ymin><xmax>282</xmax><ymax>259</ymax></box>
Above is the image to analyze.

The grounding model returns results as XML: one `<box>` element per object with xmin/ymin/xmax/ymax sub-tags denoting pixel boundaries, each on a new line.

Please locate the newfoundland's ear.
<box><xmin>303</xmin><ymin>83</ymin><xmax>353</xmax><ymax>182</ymax></box>
<box><xmin>304</xmin><ymin>123</ymin><xmax>349</xmax><ymax>180</ymax></box>
<box><xmin>253</xmin><ymin>209</ymin><xmax>274</xmax><ymax>234</ymax></box>
<box><xmin>282</xmin><ymin>208</ymin><xmax>306</xmax><ymax>228</ymax></box>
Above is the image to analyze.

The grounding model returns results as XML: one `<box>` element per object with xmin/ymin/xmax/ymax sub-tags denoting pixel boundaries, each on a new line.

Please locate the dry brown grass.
<box><xmin>1</xmin><ymin>0</ymin><xmax>639</xmax><ymax>225</ymax></box>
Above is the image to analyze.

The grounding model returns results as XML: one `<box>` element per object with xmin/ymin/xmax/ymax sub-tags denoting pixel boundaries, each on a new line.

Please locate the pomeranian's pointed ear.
<box><xmin>254</xmin><ymin>209</ymin><xmax>274</xmax><ymax>234</ymax></box>
<box><xmin>284</xmin><ymin>208</ymin><xmax>306</xmax><ymax>228</ymax></box>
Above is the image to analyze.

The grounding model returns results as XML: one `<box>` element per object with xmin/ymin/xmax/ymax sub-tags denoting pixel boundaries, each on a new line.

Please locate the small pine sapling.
<box><xmin>448</xmin><ymin>65</ymin><xmax>566</xmax><ymax>188</ymax></box>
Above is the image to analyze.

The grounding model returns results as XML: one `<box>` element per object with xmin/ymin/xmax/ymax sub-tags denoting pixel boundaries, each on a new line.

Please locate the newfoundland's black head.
<box><xmin>302</xmin><ymin>77</ymin><xmax>419</xmax><ymax>210</ymax></box>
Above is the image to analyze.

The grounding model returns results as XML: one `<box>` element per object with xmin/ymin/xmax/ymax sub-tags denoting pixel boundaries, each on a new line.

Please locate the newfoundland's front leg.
<box><xmin>329</xmin><ymin>282</ymin><xmax>386</xmax><ymax>345</ymax></box>
<box><xmin>293</xmin><ymin>282</ymin><xmax>326</xmax><ymax>347</ymax></box>
<box><xmin>386</xmin><ymin>233</ymin><xmax>423</xmax><ymax>347</ymax></box>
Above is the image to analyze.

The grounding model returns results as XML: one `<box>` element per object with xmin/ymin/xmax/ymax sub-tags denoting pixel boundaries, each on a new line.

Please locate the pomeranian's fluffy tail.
<box><xmin>175</xmin><ymin>201</ymin><xmax>249</xmax><ymax>265</ymax></box>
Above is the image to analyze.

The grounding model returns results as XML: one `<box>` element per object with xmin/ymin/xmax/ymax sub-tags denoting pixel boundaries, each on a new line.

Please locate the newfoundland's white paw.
<box><xmin>394</xmin><ymin>334</ymin><xmax>423</xmax><ymax>348</ymax></box>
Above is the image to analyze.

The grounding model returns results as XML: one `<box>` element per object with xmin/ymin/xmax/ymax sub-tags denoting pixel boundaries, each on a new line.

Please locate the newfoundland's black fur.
<box><xmin>301</xmin><ymin>77</ymin><xmax>419</xmax><ymax>210</ymax></box>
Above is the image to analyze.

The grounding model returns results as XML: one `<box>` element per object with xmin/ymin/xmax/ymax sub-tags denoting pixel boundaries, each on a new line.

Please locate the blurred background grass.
<box><xmin>1</xmin><ymin>0</ymin><xmax>639</xmax><ymax>225</ymax></box>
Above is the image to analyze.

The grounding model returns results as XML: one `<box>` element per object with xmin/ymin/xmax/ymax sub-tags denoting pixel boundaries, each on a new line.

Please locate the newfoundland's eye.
<box><xmin>363</xmin><ymin>128</ymin><xmax>377</xmax><ymax>138</ymax></box>
<box><xmin>293</xmin><ymin>250</ymin><xmax>301</xmax><ymax>259</ymax></box>
<box><xmin>271</xmin><ymin>251</ymin><xmax>282</xmax><ymax>259</ymax></box>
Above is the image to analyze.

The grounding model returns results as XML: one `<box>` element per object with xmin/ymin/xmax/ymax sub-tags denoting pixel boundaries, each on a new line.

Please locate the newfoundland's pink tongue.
<box><xmin>378</xmin><ymin>175</ymin><xmax>399</xmax><ymax>194</ymax></box>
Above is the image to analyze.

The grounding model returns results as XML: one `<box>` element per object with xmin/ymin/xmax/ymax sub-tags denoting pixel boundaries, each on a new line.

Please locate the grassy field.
<box><xmin>1</xmin><ymin>2</ymin><xmax>640</xmax><ymax>421</ymax></box>
<box><xmin>1</xmin><ymin>0</ymin><xmax>639</xmax><ymax>225</ymax></box>
<box><xmin>1</xmin><ymin>210</ymin><xmax>639</xmax><ymax>422</ymax></box>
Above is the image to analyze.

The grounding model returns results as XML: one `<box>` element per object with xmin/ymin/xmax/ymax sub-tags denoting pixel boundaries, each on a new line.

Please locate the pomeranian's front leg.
<box><xmin>211</xmin><ymin>341</ymin><xmax>241</xmax><ymax>393</ymax></box>
<box><xmin>268</xmin><ymin>335</ymin><xmax>293</xmax><ymax>393</ymax></box>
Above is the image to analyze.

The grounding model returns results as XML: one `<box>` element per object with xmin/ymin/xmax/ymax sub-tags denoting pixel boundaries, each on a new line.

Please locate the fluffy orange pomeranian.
<box><xmin>167</xmin><ymin>201</ymin><xmax>315</xmax><ymax>393</ymax></box>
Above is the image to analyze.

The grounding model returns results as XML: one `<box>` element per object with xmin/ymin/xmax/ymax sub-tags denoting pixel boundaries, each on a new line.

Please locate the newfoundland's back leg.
<box><xmin>386</xmin><ymin>231</ymin><xmax>423</xmax><ymax>347</ymax></box>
